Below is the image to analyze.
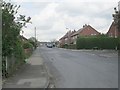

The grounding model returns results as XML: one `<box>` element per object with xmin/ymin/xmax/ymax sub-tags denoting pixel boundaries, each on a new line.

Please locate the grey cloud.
<box><xmin>37</xmin><ymin>25</ymin><xmax>53</xmax><ymax>30</ymax></box>
<box><xmin>20</xmin><ymin>1</ymin><xmax>118</xmax><ymax>41</ymax></box>
<box><xmin>56</xmin><ymin>2</ymin><xmax>116</xmax><ymax>18</ymax></box>
<box><xmin>36</xmin><ymin>17</ymin><xmax>57</xmax><ymax>30</ymax></box>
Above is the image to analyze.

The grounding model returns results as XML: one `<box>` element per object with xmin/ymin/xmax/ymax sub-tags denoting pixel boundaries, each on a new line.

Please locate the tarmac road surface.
<box><xmin>40</xmin><ymin>46</ymin><xmax>118</xmax><ymax>88</ymax></box>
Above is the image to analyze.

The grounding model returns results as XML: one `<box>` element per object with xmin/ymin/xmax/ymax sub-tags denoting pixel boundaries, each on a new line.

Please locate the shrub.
<box><xmin>68</xmin><ymin>44</ymin><xmax>76</xmax><ymax>49</ymax></box>
<box><xmin>76</xmin><ymin>36</ymin><xmax>118</xmax><ymax>50</ymax></box>
<box><xmin>23</xmin><ymin>42</ymin><xmax>33</xmax><ymax>49</ymax></box>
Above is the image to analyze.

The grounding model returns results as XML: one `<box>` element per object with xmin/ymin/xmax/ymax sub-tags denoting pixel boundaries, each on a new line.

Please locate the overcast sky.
<box><xmin>11</xmin><ymin>0</ymin><xmax>119</xmax><ymax>42</ymax></box>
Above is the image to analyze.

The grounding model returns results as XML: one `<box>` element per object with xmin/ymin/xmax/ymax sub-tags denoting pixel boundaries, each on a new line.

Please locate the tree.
<box><xmin>28</xmin><ymin>37</ymin><xmax>38</xmax><ymax>49</ymax></box>
<box><xmin>2</xmin><ymin>1</ymin><xmax>31</xmax><ymax>57</ymax></box>
<box><xmin>2</xmin><ymin>1</ymin><xmax>31</xmax><ymax>77</ymax></box>
<box><xmin>112</xmin><ymin>7</ymin><xmax>120</xmax><ymax>31</ymax></box>
<box><xmin>112</xmin><ymin>6</ymin><xmax>120</xmax><ymax>50</ymax></box>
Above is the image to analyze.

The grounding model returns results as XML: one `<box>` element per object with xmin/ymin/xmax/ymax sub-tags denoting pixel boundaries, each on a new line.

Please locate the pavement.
<box><xmin>40</xmin><ymin>46</ymin><xmax>118</xmax><ymax>88</ymax></box>
<box><xmin>2</xmin><ymin>47</ymin><xmax>49</xmax><ymax>88</ymax></box>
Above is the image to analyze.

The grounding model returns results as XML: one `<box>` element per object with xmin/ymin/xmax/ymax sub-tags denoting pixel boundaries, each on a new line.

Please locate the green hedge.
<box><xmin>67</xmin><ymin>44</ymin><xmax>76</xmax><ymax>49</ymax></box>
<box><xmin>76</xmin><ymin>36</ymin><xmax>118</xmax><ymax>49</ymax></box>
<box><xmin>61</xmin><ymin>44</ymin><xmax>68</xmax><ymax>48</ymax></box>
<box><xmin>118</xmin><ymin>38</ymin><xmax>120</xmax><ymax>50</ymax></box>
<box><xmin>23</xmin><ymin>42</ymin><xmax>33</xmax><ymax>58</ymax></box>
<box><xmin>23</xmin><ymin>42</ymin><xmax>33</xmax><ymax>49</ymax></box>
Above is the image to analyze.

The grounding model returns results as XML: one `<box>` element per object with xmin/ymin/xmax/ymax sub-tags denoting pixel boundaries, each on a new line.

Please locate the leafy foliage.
<box><xmin>2</xmin><ymin>1</ymin><xmax>31</xmax><ymax>57</ymax></box>
<box><xmin>28</xmin><ymin>37</ymin><xmax>38</xmax><ymax>49</ymax></box>
<box><xmin>23</xmin><ymin>42</ymin><xmax>33</xmax><ymax>49</ymax></box>
<box><xmin>76</xmin><ymin>36</ymin><xmax>118</xmax><ymax>49</ymax></box>
<box><xmin>118</xmin><ymin>11</ymin><xmax>120</xmax><ymax>31</ymax></box>
<box><xmin>2</xmin><ymin>1</ymin><xmax>31</xmax><ymax>78</ymax></box>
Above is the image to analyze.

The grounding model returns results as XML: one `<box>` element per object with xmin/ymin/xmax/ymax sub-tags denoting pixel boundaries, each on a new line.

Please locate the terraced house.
<box><xmin>59</xmin><ymin>24</ymin><xmax>100</xmax><ymax>47</ymax></box>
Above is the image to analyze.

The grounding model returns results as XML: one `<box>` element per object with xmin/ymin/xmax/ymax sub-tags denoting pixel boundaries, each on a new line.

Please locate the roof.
<box><xmin>59</xmin><ymin>30</ymin><xmax>72</xmax><ymax>40</ymax></box>
<box><xmin>59</xmin><ymin>33</ymin><xmax>68</xmax><ymax>40</ymax></box>
<box><xmin>59</xmin><ymin>24</ymin><xmax>100</xmax><ymax>40</ymax></box>
<box><xmin>107</xmin><ymin>22</ymin><xmax>116</xmax><ymax>34</ymax></box>
<box><xmin>87</xmin><ymin>25</ymin><xmax>100</xmax><ymax>34</ymax></box>
<box><xmin>71</xmin><ymin>25</ymin><xmax>100</xmax><ymax>37</ymax></box>
<box><xmin>71</xmin><ymin>25</ymin><xmax>87</xmax><ymax>37</ymax></box>
<box><xmin>71</xmin><ymin>28</ymin><xmax>82</xmax><ymax>36</ymax></box>
<box><xmin>70</xmin><ymin>30</ymin><xmax>76</xmax><ymax>36</ymax></box>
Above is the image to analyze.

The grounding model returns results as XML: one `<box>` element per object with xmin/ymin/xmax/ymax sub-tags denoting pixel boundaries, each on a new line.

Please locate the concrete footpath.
<box><xmin>2</xmin><ymin>47</ymin><xmax>49</xmax><ymax>88</ymax></box>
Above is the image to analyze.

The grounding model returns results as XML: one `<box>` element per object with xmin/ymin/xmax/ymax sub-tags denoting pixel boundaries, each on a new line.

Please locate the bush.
<box><xmin>23</xmin><ymin>42</ymin><xmax>33</xmax><ymax>49</ymax></box>
<box><xmin>28</xmin><ymin>39</ymin><xmax>37</xmax><ymax>49</ymax></box>
<box><xmin>67</xmin><ymin>44</ymin><xmax>76</xmax><ymax>49</ymax></box>
<box><xmin>60</xmin><ymin>44</ymin><xmax>68</xmax><ymax>48</ymax></box>
<box><xmin>14</xmin><ymin>40</ymin><xmax>25</xmax><ymax>61</ymax></box>
<box><xmin>23</xmin><ymin>42</ymin><xmax>33</xmax><ymax>59</ymax></box>
<box><xmin>118</xmin><ymin>38</ymin><xmax>120</xmax><ymax>50</ymax></box>
<box><xmin>76</xmin><ymin>36</ymin><xmax>118</xmax><ymax>50</ymax></box>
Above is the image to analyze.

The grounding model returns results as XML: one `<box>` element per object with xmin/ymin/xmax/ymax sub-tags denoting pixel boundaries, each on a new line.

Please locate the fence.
<box><xmin>2</xmin><ymin>55</ymin><xmax>25</xmax><ymax>78</ymax></box>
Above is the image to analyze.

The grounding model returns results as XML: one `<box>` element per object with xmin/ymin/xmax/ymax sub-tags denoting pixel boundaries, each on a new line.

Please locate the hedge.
<box><xmin>23</xmin><ymin>42</ymin><xmax>33</xmax><ymax>58</ymax></box>
<box><xmin>76</xmin><ymin>36</ymin><xmax>118</xmax><ymax>50</ymax></box>
<box><xmin>23</xmin><ymin>42</ymin><xmax>33</xmax><ymax>49</ymax></box>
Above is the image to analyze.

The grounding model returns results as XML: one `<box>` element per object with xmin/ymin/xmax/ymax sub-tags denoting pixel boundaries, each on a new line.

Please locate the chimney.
<box><xmin>85</xmin><ymin>24</ymin><xmax>87</xmax><ymax>27</ymax></box>
<box><xmin>83</xmin><ymin>24</ymin><xmax>87</xmax><ymax>28</ymax></box>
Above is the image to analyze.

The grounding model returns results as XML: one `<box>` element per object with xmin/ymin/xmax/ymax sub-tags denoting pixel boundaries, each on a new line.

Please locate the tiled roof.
<box><xmin>71</xmin><ymin>25</ymin><xmax>100</xmax><ymax>37</ymax></box>
<box><xmin>71</xmin><ymin>26</ymin><xmax>87</xmax><ymax>37</ymax></box>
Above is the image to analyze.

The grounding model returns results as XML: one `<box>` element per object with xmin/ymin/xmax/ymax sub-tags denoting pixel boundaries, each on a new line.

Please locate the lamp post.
<box><xmin>35</xmin><ymin>27</ymin><xmax>36</xmax><ymax>41</ymax></box>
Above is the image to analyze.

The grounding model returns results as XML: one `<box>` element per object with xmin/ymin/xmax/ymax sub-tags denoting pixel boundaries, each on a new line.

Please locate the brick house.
<box><xmin>59</xmin><ymin>24</ymin><xmax>100</xmax><ymax>46</ymax></box>
<box><xmin>59</xmin><ymin>31</ymin><xmax>71</xmax><ymax>46</ymax></box>
<box><xmin>59</xmin><ymin>30</ymin><xmax>77</xmax><ymax>47</ymax></box>
<box><xmin>71</xmin><ymin>24</ymin><xmax>100</xmax><ymax>44</ymax></box>
<box><xmin>107</xmin><ymin>22</ymin><xmax>120</xmax><ymax>38</ymax></box>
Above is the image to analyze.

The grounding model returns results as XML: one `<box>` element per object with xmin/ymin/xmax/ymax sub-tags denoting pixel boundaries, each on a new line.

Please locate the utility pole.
<box><xmin>112</xmin><ymin>2</ymin><xmax>120</xmax><ymax>50</ymax></box>
<box><xmin>34</xmin><ymin>27</ymin><xmax>37</xmax><ymax>49</ymax></box>
<box><xmin>35</xmin><ymin>27</ymin><xmax>36</xmax><ymax>41</ymax></box>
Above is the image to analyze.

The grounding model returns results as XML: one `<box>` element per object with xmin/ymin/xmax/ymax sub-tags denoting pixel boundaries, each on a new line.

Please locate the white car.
<box><xmin>46</xmin><ymin>43</ymin><xmax>53</xmax><ymax>48</ymax></box>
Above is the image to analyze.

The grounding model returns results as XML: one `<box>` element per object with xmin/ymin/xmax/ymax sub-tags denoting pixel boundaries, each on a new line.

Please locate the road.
<box><xmin>39</xmin><ymin>46</ymin><xmax>118</xmax><ymax>88</ymax></box>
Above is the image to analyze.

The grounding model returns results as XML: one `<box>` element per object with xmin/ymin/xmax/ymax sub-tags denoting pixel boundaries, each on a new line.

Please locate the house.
<box><xmin>59</xmin><ymin>30</ymin><xmax>76</xmax><ymax>47</ymax></box>
<box><xmin>107</xmin><ymin>22</ymin><xmax>120</xmax><ymax>38</ymax></box>
<box><xmin>71</xmin><ymin>24</ymin><xmax>100</xmax><ymax>44</ymax></box>
<box><xmin>59</xmin><ymin>31</ymin><xmax>69</xmax><ymax>47</ymax></box>
<box><xmin>59</xmin><ymin>24</ymin><xmax>100</xmax><ymax>46</ymax></box>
